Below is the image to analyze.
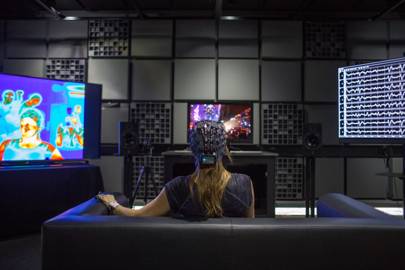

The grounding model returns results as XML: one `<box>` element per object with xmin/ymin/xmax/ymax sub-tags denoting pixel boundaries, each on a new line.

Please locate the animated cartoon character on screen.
<box><xmin>0</xmin><ymin>89</ymin><xmax>42</xmax><ymax>142</ymax></box>
<box><xmin>0</xmin><ymin>108</ymin><xmax>63</xmax><ymax>161</ymax></box>
<box><xmin>56</xmin><ymin>105</ymin><xmax>84</xmax><ymax>149</ymax></box>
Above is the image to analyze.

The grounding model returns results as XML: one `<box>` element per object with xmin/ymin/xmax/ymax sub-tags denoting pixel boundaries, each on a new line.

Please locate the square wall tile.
<box><xmin>131</xmin><ymin>60</ymin><xmax>171</xmax><ymax>100</ymax></box>
<box><xmin>88</xmin><ymin>59</ymin><xmax>129</xmax><ymax>100</ymax></box>
<box><xmin>261</xmin><ymin>61</ymin><xmax>301</xmax><ymax>102</ymax></box>
<box><xmin>3</xmin><ymin>59</ymin><xmax>44</xmax><ymax>77</ymax></box>
<box><xmin>304</xmin><ymin>60</ymin><xmax>345</xmax><ymax>102</ymax></box>
<box><xmin>219</xmin><ymin>20</ymin><xmax>258</xmax><ymax>58</ymax></box>
<box><xmin>174</xmin><ymin>59</ymin><xmax>215</xmax><ymax>100</ymax></box>
<box><xmin>101</xmin><ymin>103</ymin><xmax>129</xmax><ymax>143</ymax></box>
<box><xmin>218</xmin><ymin>60</ymin><xmax>259</xmax><ymax>101</ymax></box>
<box><xmin>262</xmin><ymin>21</ymin><xmax>303</xmax><ymax>58</ymax></box>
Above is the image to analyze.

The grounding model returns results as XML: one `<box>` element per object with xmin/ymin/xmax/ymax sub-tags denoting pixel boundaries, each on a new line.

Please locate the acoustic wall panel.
<box><xmin>304</xmin><ymin>22</ymin><xmax>346</xmax><ymax>59</ymax></box>
<box><xmin>253</xmin><ymin>103</ymin><xmax>260</xmax><ymax>145</ymax></box>
<box><xmin>219</xmin><ymin>20</ymin><xmax>258</xmax><ymax>58</ymax></box>
<box><xmin>89</xmin><ymin>156</ymin><xmax>124</xmax><ymax>193</ymax></box>
<box><xmin>261</xmin><ymin>103</ymin><xmax>304</xmax><ymax>145</ymax></box>
<box><xmin>173</xmin><ymin>102</ymin><xmax>188</xmax><ymax>144</ymax></box>
<box><xmin>48</xmin><ymin>41</ymin><xmax>87</xmax><ymax>58</ymax></box>
<box><xmin>46</xmin><ymin>59</ymin><xmax>86</xmax><ymax>82</ymax></box>
<box><xmin>262</xmin><ymin>21</ymin><xmax>302</xmax><ymax>58</ymax></box>
<box><xmin>304</xmin><ymin>60</ymin><xmax>345</xmax><ymax>102</ymax></box>
<box><xmin>132</xmin><ymin>155</ymin><xmax>165</xmax><ymax>200</ymax></box>
<box><xmin>391</xmin><ymin>158</ymin><xmax>404</xmax><ymax>200</ymax></box>
<box><xmin>347</xmin><ymin>158</ymin><xmax>388</xmax><ymax>199</ymax></box>
<box><xmin>101</xmin><ymin>103</ymin><xmax>129</xmax><ymax>143</ymax></box>
<box><xmin>6</xmin><ymin>20</ymin><xmax>47</xmax><ymax>39</ymax></box>
<box><xmin>174</xmin><ymin>59</ymin><xmax>215</xmax><ymax>100</ymax></box>
<box><xmin>261</xmin><ymin>61</ymin><xmax>301</xmax><ymax>102</ymax></box>
<box><xmin>218</xmin><ymin>60</ymin><xmax>259</xmax><ymax>100</ymax></box>
<box><xmin>305</xmin><ymin>105</ymin><xmax>339</xmax><ymax>145</ymax></box>
<box><xmin>48</xmin><ymin>20</ymin><xmax>88</xmax><ymax>39</ymax></box>
<box><xmin>131</xmin><ymin>103</ymin><xmax>171</xmax><ymax>144</ymax></box>
<box><xmin>346</xmin><ymin>21</ymin><xmax>388</xmax><ymax>60</ymax></box>
<box><xmin>3</xmin><ymin>59</ymin><xmax>44</xmax><ymax>77</ymax></box>
<box><xmin>176</xmin><ymin>20</ymin><xmax>216</xmax><ymax>58</ymax></box>
<box><xmin>132</xmin><ymin>20</ymin><xmax>173</xmax><ymax>57</ymax></box>
<box><xmin>276</xmin><ymin>157</ymin><xmax>304</xmax><ymax>200</ymax></box>
<box><xmin>89</xmin><ymin>19</ymin><xmax>129</xmax><ymax>57</ymax></box>
<box><xmin>6</xmin><ymin>20</ymin><xmax>47</xmax><ymax>58</ymax></box>
<box><xmin>132</xmin><ymin>60</ymin><xmax>171</xmax><ymax>100</ymax></box>
<box><xmin>389</xmin><ymin>21</ymin><xmax>405</xmax><ymax>58</ymax></box>
<box><xmin>315</xmin><ymin>158</ymin><xmax>344</xmax><ymax>197</ymax></box>
<box><xmin>88</xmin><ymin>59</ymin><xmax>129</xmax><ymax>100</ymax></box>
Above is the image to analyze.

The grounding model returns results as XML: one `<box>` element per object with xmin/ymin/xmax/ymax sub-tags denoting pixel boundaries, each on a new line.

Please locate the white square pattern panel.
<box><xmin>261</xmin><ymin>61</ymin><xmax>301</xmax><ymax>102</ymax></box>
<box><xmin>262</xmin><ymin>21</ymin><xmax>303</xmax><ymax>58</ymax></box>
<box><xmin>88</xmin><ymin>59</ymin><xmax>129</xmax><ymax>100</ymax></box>
<box><xmin>132</xmin><ymin>60</ymin><xmax>171</xmax><ymax>100</ymax></box>
<box><xmin>101</xmin><ymin>103</ymin><xmax>129</xmax><ymax>143</ymax></box>
<box><xmin>305</xmin><ymin>105</ymin><xmax>339</xmax><ymax>145</ymax></box>
<box><xmin>304</xmin><ymin>60</ymin><xmax>346</xmax><ymax>102</ymax></box>
<box><xmin>346</xmin><ymin>21</ymin><xmax>388</xmax><ymax>60</ymax></box>
<box><xmin>174</xmin><ymin>59</ymin><xmax>215</xmax><ymax>100</ymax></box>
<box><xmin>3</xmin><ymin>59</ymin><xmax>44</xmax><ymax>78</ymax></box>
<box><xmin>315</xmin><ymin>158</ymin><xmax>344</xmax><ymax>197</ymax></box>
<box><xmin>347</xmin><ymin>158</ymin><xmax>388</xmax><ymax>198</ymax></box>
<box><xmin>219</xmin><ymin>20</ymin><xmax>258</xmax><ymax>58</ymax></box>
<box><xmin>218</xmin><ymin>60</ymin><xmax>259</xmax><ymax>101</ymax></box>
<box><xmin>175</xmin><ymin>19</ymin><xmax>216</xmax><ymax>58</ymax></box>
<box><xmin>131</xmin><ymin>20</ymin><xmax>173</xmax><ymax>57</ymax></box>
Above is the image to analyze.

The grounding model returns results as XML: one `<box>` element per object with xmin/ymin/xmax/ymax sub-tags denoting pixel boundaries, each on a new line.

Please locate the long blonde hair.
<box><xmin>190</xmin><ymin>153</ymin><xmax>232</xmax><ymax>217</ymax></box>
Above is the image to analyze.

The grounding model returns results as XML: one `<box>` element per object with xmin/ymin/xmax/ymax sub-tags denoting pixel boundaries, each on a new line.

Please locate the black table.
<box><xmin>0</xmin><ymin>163</ymin><xmax>103</xmax><ymax>238</ymax></box>
<box><xmin>162</xmin><ymin>150</ymin><xmax>278</xmax><ymax>217</ymax></box>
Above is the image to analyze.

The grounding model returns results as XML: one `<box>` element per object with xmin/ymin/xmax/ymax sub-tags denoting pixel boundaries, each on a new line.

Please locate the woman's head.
<box><xmin>189</xmin><ymin>120</ymin><xmax>231</xmax><ymax>217</ymax></box>
<box><xmin>189</xmin><ymin>120</ymin><xmax>227</xmax><ymax>167</ymax></box>
<box><xmin>20</xmin><ymin>109</ymin><xmax>45</xmax><ymax>139</ymax></box>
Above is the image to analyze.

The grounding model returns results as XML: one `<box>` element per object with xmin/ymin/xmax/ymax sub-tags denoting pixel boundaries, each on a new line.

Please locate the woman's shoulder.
<box><xmin>229</xmin><ymin>173</ymin><xmax>252</xmax><ymax>184</ymax></box>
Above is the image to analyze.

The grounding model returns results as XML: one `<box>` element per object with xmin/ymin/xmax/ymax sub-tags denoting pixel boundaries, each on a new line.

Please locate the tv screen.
<box><xmin>188</xmin><ymin>103</ymin><xmax>253</xmax><ymax>143</ymax></box>
<box><xmin>0</xmin><ymin>73</ymin><xmax>101</xmax><ymax>162</ymax></box>
<box><xmin>338</xmin><ymin>57</ymin><xmax>405</xmax><ymax>143</ymax></box>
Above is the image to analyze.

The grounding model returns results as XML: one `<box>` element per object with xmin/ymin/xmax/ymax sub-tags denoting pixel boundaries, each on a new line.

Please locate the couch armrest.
<box><xmin>317</xmin><ymin>193</ymin><xmax>398</xmax><ymax>220</ymax></box>
<box><xmin>54</xmin><ymin>192</ymin><xmax>129</xmax><ymax>217</ymax></box>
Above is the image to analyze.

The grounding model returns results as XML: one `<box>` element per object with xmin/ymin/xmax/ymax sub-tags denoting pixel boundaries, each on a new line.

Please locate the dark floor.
<box><xmin>0</xmin><ymin>233</ymin><xmax>41</xmax><ymax>270</ymax></box>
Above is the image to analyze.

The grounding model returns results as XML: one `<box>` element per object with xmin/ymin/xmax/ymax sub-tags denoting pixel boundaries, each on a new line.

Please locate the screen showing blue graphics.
<box><xmin>0</xmin><ymin>74</ymin><xmax>86</xmax><ymax>161</ymax></box>
<box><xmin>338</xmin><ymin>57</ymin><xmax>405</xmax><ymax>142</ymax></box>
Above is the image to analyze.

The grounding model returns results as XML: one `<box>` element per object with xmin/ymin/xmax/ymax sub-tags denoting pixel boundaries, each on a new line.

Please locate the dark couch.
<box><xmin>42</xmin><ymin>193</ymin><xmax>405</xmax><ymax>270</ymax></box>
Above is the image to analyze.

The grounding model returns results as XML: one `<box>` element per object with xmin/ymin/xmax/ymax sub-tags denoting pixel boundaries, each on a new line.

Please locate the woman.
<box><xmin>98</xmin><ymin>120</ymin><xmax>255</xmax><ymax>218</ymax></box>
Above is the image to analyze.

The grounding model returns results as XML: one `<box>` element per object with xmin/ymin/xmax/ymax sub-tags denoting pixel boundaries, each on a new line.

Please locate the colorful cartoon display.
<box><xmin>0</xmin><ymin>74</ymin><xmax>86</xmax><ymax>161</ymax></box>
<box><xmin>189</xmin><ymin>103</ymin><xmax>252</xmax><ymax>142</ymax></box>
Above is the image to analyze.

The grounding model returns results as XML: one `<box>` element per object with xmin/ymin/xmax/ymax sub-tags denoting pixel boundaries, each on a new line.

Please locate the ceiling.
<box><xmin>1</xmin><ymin>0</ymin><xmax>405</xmax><ymax>20</ymax></box>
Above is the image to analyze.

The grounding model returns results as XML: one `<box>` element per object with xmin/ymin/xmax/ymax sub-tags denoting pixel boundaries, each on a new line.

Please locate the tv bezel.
<box><xmin>187</xmin><ymin>101</ymin><xmax>254</xmax><ymax>145</ymax></box>
<box><xmin>337</xmin><ymin>57</ymin><xmax>405</xmax><ymax>144</ymax></box>
<box><xmin>0</xmin><ymin>72</ymin><xmax>102</xmax><ymax>165</ymax></box>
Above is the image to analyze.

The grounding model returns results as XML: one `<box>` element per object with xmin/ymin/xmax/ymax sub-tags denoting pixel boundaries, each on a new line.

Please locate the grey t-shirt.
<box><xmin>164</xmin><ymin>173</ymin><xmax>252</xmax><ymax>219</ymax></box>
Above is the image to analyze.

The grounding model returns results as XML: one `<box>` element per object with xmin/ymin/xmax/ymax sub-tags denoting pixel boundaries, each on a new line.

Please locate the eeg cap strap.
<box><xmin>189</xmin><ymin>120</ymin><xmax>227</xmax><ymax>165</ymax></box>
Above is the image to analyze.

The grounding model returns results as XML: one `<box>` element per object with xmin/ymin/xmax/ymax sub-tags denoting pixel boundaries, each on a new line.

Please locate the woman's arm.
<box><xmin>98</xmin><ymin>188</ymin><xmax>170</xmax><ymax>217</ymax></box>
<box><xmin>246</xmin><ymin>180</ymin><xmax>255</xmax><ymax>218</ymax></box>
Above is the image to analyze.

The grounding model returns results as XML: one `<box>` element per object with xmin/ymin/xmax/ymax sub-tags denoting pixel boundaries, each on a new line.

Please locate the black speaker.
<box><xmin>303</xmin><ymin>123</ymin><xmax>322</xmax><ymax>150</ymax></box>
<box><xmin>119</xmin><ymin>121</ymin><xmax>139</xmax><ymax>156</ymax></box>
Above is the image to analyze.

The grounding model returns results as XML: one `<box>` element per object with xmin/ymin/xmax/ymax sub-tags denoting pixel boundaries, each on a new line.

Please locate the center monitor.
<box><xmin>188</xmin><ymin>103</ymin><xmax>253</xmax><ymax>144</ymax></box>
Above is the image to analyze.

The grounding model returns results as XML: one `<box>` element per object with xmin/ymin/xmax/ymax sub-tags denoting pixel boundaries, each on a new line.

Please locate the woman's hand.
<box><xmin>97</xmin><ymin>194</ymin><xmax>116</xmax><ymax>205</ymax></box>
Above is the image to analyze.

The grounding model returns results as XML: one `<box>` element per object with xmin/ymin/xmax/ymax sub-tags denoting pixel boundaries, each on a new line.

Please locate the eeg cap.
<box><xmin>189</xmin><ymin>120</ymin><xmax>227</xmax><ymax>165</ymax></box>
